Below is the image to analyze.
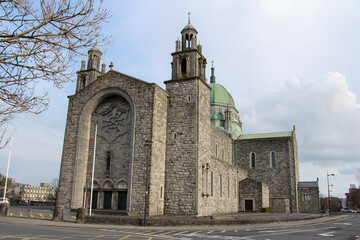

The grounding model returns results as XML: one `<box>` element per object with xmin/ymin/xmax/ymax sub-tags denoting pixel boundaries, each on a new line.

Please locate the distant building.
<box><xmin>298</xmin><ymin>180</ymin><xmax>320</xmax><ymax>213</ymax></box>
<box><xmin>345</xmin><ymin>184</ymin><xmax>360</xmax><ymax>210</ymax></box>
<box><xmin>19</xmin><ymin>183</ymin><xmax>56</xmax><ymax>202</ymax></box>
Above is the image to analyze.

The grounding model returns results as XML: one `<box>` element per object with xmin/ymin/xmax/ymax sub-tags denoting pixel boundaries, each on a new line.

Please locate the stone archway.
<box><xmin>71</xmin><ymin>88</ymin><xmax>135</xmax><ymax>210</ymax></box>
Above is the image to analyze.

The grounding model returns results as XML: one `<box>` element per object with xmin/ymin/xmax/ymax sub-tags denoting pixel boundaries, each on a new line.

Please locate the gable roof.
<box><xmin>298</xmin><ymin>181</ymin><xmax>319</xmax><ymax>188</ymax></box>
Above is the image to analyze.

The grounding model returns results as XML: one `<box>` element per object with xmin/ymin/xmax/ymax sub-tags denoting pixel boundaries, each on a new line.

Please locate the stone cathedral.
<box><xmin>56</xmin><ymin>19</ymin><xmax>320</xmax><ymax>217</ymax></box>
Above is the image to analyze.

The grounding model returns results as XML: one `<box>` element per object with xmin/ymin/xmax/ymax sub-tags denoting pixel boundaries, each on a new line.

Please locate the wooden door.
<box><xmin>91</xmin><ymin>191</ymin><xmax>98</xmax><ymax>209</ymax></box>
<box><xmin>118</xmin><ymin>191</ymin><xmax>127</xmax><ymax>210</ymax></box>
<box><xmin>245</xmin><ymin>199</ymin><xmax>253</xmax><ymax>211</ymax></box>
<box><xmin>104</xmin><ymin>191</ymin><xmax>112</xmax><ymax>209</ymax></box>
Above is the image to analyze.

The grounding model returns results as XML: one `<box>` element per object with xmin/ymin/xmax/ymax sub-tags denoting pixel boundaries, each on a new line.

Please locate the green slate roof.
<box><xmin>237</xmin><ymin>131</ymin><xmax>293</xmax><ymax>140</ymax></box>
<box><xmin>209</xmin><ymin>83</ymin><xmax>235</xmax><ymax>108</ymax></box>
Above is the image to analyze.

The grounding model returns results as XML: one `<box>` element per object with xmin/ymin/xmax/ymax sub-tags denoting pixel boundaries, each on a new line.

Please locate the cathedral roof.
<box><xmin>298</xmin><ymin>181</ymin><xmax>319</xmax><ymax>188</ymax></box>
<box><xmin>237</xmin><ymin>131</ymin><xmax>293</xmax><ymax>140</ymax></box>
<box><xmin>209</xmin><ymin>83</ymin><xmax>235</xmax><ymax>108</ymax></box>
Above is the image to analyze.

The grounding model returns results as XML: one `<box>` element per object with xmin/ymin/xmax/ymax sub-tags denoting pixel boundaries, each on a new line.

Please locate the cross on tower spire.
<box><xmin>188</xmin><ymin>11</ymin><xmax>191</xmax><ymax>24</ymax></box>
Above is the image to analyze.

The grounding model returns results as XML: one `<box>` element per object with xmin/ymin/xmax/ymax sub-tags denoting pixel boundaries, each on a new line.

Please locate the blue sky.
<box><xmin>1</xmin><ymin>0</ymin><xmax>360</xmax><ymax>198</ymax></box>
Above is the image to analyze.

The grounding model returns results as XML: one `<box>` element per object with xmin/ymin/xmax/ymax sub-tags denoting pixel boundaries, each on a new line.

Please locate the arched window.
<box><xmin>271</xmin><ymin>151</ymin><xmax>276</xmax><ymax>167</ymax></box>
<box><xmin>185</xmin><ymin>33</ymin><xmax>193</xmax><ymax>48</ymax></box>
<box><xmin>106</xmin><ymin>151</ymin><xmax>111</xmax><ymax>173</ymax></box>
<box><xmin>250</xmin><ymin>152</ymin><xmax>256</xmax><ymax>168</ymax></box>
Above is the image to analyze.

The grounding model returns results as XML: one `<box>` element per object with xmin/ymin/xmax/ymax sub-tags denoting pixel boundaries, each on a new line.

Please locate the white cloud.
<box><xmin>237</xmin><ymin>72</ymin><xmax>360</xmax><ymax>196</ymax></box>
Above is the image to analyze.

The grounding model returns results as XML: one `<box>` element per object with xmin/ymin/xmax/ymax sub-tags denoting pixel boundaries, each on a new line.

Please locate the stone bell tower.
<box><xmin>170</xmin><ymin>14</ymin><xmax>207</xmax><ymax>81</ymax></box>
<box><xmin>164</xmin><ymin>14</ymin><xmax>211</xmax><ymax>215</ymax></box>
<box><xmin>75</xmin><ymin>43</ymin><xmax>106</xmax><ymax>92</ymax></box>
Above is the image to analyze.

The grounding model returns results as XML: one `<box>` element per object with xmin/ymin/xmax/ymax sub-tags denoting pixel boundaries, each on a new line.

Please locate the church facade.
<box><xmin>56</xmin><ymin>19</ymin><xmax>317</xmax><ymax>217</ymax></box>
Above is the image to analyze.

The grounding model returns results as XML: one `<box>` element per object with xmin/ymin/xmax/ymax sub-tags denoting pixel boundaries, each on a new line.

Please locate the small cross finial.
<box><xmin>95</xmin><ymin>35</ymin><xmax>99</xmax><ymax>45</ymax></box>
<box><xmin>188</xmin><ymin>11</ymin><xmax>191</xmax><ymax>24</ymax></box>
<box><xmin>109</xmin><ymin>62</ymin><xmax>114</xmax><ymax>70</ymax></box>
<box><xmin>212</xmin><ymin>60</ymin><xmax>214</xmax><ymax>67</ymax></box>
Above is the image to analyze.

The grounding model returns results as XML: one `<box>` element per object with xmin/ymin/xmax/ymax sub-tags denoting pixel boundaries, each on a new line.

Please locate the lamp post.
<box><xmin>327</xmin><ymin>172</ymin><xmax>335</xmax><ymax>216</ymax></box>
<box><xmin>143</xmin><ymin>139</ymin><xmax>152</xmax><ymax>226</ymax></box>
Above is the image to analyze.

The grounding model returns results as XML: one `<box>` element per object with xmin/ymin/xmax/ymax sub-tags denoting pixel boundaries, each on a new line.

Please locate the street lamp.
<box><xmin>327</xmin><ymin>172</ymin><xmax>335</xmax><ymax>216</ymax></box>
<box><xmin>143</xmin><ymin>139</ymin><xmax>152</xmax><ymax>226</ymax></box>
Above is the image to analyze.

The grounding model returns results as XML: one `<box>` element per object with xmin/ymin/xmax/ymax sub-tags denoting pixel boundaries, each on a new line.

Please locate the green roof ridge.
<box><xmin>237</xmin><ymin>131</ymin><xmax>293</xmax><ymax>140</ymax></box>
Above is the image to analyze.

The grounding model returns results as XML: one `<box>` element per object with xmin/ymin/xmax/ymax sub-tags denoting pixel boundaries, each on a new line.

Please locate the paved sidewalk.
<box><xmin>0</xmin><ymin>213</ymin><xmax>352</xmax><ymax>231</ymax></box>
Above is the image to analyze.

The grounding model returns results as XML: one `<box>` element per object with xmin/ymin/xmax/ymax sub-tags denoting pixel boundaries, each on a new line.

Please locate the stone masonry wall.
<box><xmin>270</xmin><ymin>198</ymin><xmax>290</xmax><ymax>213</ymax></box>
<box><xmin>164</xmin><ymin>78</ymin><xmax>199</xmax><ymax>215</ymax></box>
<box><xmin>57</xmin><ymin>97</ymin><xmax>78</xmax><ymax>209</ymax></box>
<box><xmin>148</xmin><ymin>86</ymin><xmax>168</xmax><ymax>216</ymax></box>
<box><xmin>84</xmin><ymin>95</ymin><xmax>132</xmax><ymax>210</ymax></box>
<box><xmin>238</xmin><ymin>178</ymin><xmax>263</xmax><ymax>212</ymax></box>
<box><xmin>298</xmin><ymin>187</ymin><xmax>320</xmax><ymax>213</ymax></box>
<box><xmin>198</xmin><ymin>125</ymin><xmax>247</xmax><ymax>215</ymax></box>
<box><xmin>57</xmin><ymin>70</ymin><xmax>163</xmax><ymax>216</ymax></box>
<box><xmin>234</xmin><ymin>137</ymin><xmax>298</xmax><ymax>213</ymax></box>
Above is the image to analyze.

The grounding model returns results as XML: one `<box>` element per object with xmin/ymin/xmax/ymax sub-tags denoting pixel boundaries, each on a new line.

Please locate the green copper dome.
<box><xmin>209</xmin><ymin>83</ymin><xmax>235</xmax><ymax>108</ymax></box>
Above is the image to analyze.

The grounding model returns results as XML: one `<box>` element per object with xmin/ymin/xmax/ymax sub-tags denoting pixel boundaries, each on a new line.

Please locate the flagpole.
<box><xmin>89</xmin><ymin>125</ymin><xmax>97</xmax><ymax>216</ymax></box>
<box><xmin>3</xmin><ymin>134</ymin><xmax>13</xmax><ymax>201</ymax></box>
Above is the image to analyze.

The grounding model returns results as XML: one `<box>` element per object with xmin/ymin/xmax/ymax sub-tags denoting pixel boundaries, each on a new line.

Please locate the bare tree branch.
<box><xmin>0</xmin><ymin>0</ymin><xmax>111</xmax><ymax>146</ymax></box>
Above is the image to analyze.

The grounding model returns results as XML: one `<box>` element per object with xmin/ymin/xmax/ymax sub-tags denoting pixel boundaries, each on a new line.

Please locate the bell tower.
<box><xmin>171</xmin><ymin>13</ymin><xmax>207</xmax><ymax>81</ymax></box>
<box><xmin>75</xmin><ymin>43</ymin><xmax>106</xmax><ymax>92</ymax></box>
<box><xmin>164</xmin><ymin>14</ymin><xmax>211</xmax><ymax>215</ymax></box>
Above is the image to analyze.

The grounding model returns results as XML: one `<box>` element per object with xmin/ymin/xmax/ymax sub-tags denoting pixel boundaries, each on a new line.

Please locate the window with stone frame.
<box><xmin>210</xmin><ymin>171</ymin><xmax>214</xmax><ymax>196</ymax></box>
<box><xmin>271</xmin><ymin>151</ymin><xmax>276</xmax><ymax>167</ymax></box>
<box><xmin>303</xmin><ymin>193</ymin><xmax>311</xmax><ymax>202</ymax></box>
<box><xmin>234</xmin><ymin>177</ymin><xmax>237</xmax><ymax>198</ymax></box>
<box><xmin>202</xmin><ymin>166</ymin><xmax>205</xmax><ymax>195</ymax></box>
<box><xmin>106</xmin><ymin>151</ymin><xmax>111</xmax><ymax>174</ymax></box>
<box><xmin>220</xmin><ymin>173</ymin><xmax>223</xmax><ymax>198</ymax></box>
<box><xmin>227</xmin><ymin>176</ymin><xmax>230</xmax><ymax>198</ymax></box>
<box><xmin>250</xmin><ymin>152</ymin><xmax>256</xmax><ymax>168</ymax></box>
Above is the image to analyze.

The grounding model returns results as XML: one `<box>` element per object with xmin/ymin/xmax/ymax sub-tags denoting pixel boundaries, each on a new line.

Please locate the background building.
<box><xmin>345</xmin><ymin>184</ymin><xmax>360</xmax><ymax>211</ymax></box>
<box><xmin>19</xmin><ymin>183</ymin><xmax>56</xmax><ymax>202</ymax></box>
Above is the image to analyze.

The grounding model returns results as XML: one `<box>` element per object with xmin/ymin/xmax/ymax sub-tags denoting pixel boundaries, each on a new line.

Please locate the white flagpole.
<box><xmin>3</xmin><ymin>134</ymin><xmax>13</xmax><ymax>201</ymax></box>
<box><xmin>89</xmin><ymin>125</ymin><xmax>97</xmax><ymax>216</ymax></box>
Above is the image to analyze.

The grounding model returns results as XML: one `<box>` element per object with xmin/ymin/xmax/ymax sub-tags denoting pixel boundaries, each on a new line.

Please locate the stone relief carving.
<box><xmin>103</xmin><ymin>181</ymin><xmax>113</xmax><ymax>189</ymax></box>
<box><xmin>98</xmin><ymin>103</ymin><xmax>130</xmax><ymax>143</ymax></box>
<box><xmin>117</xmin><ymin>181</ymin><xmax>128</xmax><ymax>189</ymax></box>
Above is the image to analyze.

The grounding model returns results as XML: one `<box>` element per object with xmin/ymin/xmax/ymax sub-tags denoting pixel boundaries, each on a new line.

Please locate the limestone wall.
<box><xmin>164</xmin><ymin>78</ymin><xmax>199</xmax><ymax>215</ymax></box>
<box><xmin>57</xmin><ymin>71</ymin><xmax>165</xmax><ymax>216</ymax></box>
<box><xmin>234</xmin><ymin>137</ymin><xmax>299</xmax><ymax>213</ymax></box>
<box><xmin>148</xmin><ymin>86</ymin><xmax>168</xmax><ymax>216</ymax></box>
<box><xmin>197</xmin><ymin>126</ymin><xmax>247</xmax><ymax>216</ymax></box>
<box><xmin>298</xmin><ymin>187</ymin><xmax>320</xmax><ymax>213</ymax></box>
<box><xmin>270</xmin><ymin>198</ymin><xmax>290</xmax><ymax>213</ymax></box>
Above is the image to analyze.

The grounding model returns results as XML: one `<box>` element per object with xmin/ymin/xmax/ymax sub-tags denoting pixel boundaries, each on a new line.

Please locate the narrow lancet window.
<box><xmin>106</xmin><ymin>151</ymin><xmax>111</xmax><ymax>173</ymax></box>
<box><xmin>271</xmin><ymin>151</ymin><xmax>276</xmax><ymax>167</ymax></box>
<box><xmin>251</xmin><ymin>152</ymin><xmax>256</xmax><ymax>168</ymax></box>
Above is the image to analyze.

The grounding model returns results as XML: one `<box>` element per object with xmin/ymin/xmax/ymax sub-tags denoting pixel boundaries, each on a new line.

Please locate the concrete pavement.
<box><xmin>0</xmin><ymin>212</ymin><xmax>353</xmax><ymax>232</ymax></box>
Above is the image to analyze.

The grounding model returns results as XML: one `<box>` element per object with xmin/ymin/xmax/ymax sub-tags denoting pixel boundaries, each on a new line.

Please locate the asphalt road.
<box><xmin>0</xmin><ymin>211</ymin><xmax>359</xmax><ymax>240</ymax></box>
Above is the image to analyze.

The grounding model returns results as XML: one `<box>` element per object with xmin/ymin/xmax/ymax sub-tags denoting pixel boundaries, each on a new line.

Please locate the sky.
<box><xmin>1</xmin><ymin>0</ymin><xmax>360</xmax><ymax>199</ymax></box>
